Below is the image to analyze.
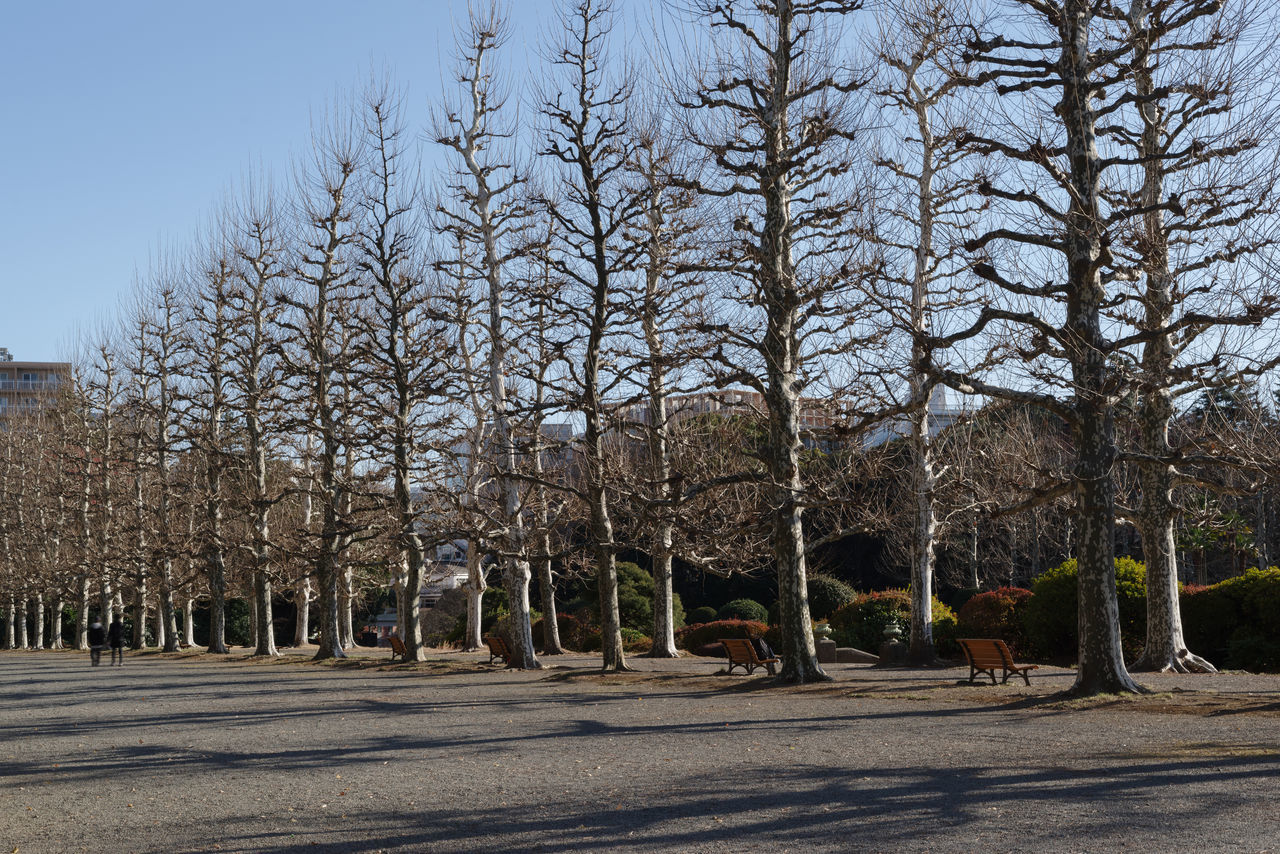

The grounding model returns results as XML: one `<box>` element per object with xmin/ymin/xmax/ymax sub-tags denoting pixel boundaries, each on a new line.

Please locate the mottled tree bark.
<box><xmin>1127</xmin><ymin>0</ymin><xmax>1214</xmax><ymax>673</ymax></box>
<box><xmin>294</xmin><ymin>576</ymin><xmax>312</xmax><ymax>647</ymax></box>
<box><xmin>3</xmin><ymin>596</ymin><xmax>13</xmax><ymax>649</ymax></box>
<box><xmin>1059</xmin><ymin>2</ymin><xmax>1141</xmax><ymax>695</ymax></box>
<box><xmin>463</xmin><ymin>542</ymin><xmax>486</xmax><ymax>652</ymax></box>
<box><xmin>437</xmin><ymin>12</ymin><xmax>539</xmax><ymax>669</ymax></box>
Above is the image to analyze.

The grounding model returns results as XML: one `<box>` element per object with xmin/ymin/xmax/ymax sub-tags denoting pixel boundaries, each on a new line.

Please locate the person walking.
<box><xmin>107</xmin><ymin>615</ymin><xmax>126</xmax><ymax>666</ymax></box>
<box><xmin>87</xmin><ymin>620</ymin><xmax>106</xmax><ymax>667</ymax></box>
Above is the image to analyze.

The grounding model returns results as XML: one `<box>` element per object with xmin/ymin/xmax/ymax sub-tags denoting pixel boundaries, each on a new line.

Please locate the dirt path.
<box><xmin>2</xmin><ymin>649</ymin><xmax>1277</xmax><ymax>853</ymax></box>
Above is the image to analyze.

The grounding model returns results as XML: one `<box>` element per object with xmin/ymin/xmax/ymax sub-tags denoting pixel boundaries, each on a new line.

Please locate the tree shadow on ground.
<box><xmin>164</xmin><ymin>754</ymin><xmax>1280</xmax><ymax>853</ymax></box>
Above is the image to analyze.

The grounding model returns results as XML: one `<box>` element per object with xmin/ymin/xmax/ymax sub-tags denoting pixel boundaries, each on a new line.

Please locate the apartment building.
<box><xmin>613</xmin><ymin>385</ymin><xmax>966</xmax><ymax>450</ymax></box>
<box><xmin>0</xmin><ymin>348</ymin><xmax>71</xmax><ymax>427</ymax></box>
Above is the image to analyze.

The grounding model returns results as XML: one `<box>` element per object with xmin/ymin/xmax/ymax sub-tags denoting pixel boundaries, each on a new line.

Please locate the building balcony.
<box><xmin>0</xmin><ymin>380</ymin><xmax>57</xmax><ymax>391</ymax></box>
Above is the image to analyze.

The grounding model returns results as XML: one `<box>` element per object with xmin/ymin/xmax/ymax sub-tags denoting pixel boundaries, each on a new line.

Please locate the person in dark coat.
<box><xmin>107</xmin><ymin>616</ymin><xmax>126</xmax><ymax>666</ymax></box>
<box><xmin>87</xmin><ymin>620</ymin><xmax>106</xmax><ymax>667</ymax></box>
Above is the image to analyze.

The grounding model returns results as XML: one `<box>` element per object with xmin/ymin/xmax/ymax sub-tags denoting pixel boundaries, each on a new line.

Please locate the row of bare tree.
<box><xmin>3</xmin><ymin>0</ymin><xmax>1280</xmax><ymax>696</ymax></box>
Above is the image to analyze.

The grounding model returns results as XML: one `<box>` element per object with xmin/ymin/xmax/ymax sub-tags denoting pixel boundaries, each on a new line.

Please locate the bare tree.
<box><xmin>434</xmin><ymin>4</ymin><xmax>541</xmax><ymax>669</ymax></box>
<box><xmin>351</xmin><ymin>81</ymin><xmax>448</xmax><ymax>662</ymax></box>
<box><xmin>673</xmin><ymin>0</ymin><xmax>869</xmax><ymax>682</ymax></box>
<box><xmin>188</xmin><ymin>238</ymin><xmax>237</xmax><ymax>654</ymax></box>
<box><xmin>618</xmin><ymin>112</ymin><xmax>704</xmax><ymax>658</ymax></box>
<box><xmin>281</xmin><ymin>109</ymin><xmax>363</xmax><ymax>661</ymax></box>
<box><xmin>1114</xmin><ymin>0</ymin><xmax>1279</xmax><ymax>673</ymax></box>
<box><xmin>946</xmin><ymin>0</ymin><xmax>1270</xmax><ymax>694</ymax></box>
<box><xmin>537</xmin><ymin>0</ymin><xmax>646</xmax><ymax>671</ymax></box>
<box><xmin>866</xmin><ymin>0</ymin><xmax>982</xmax><ymax>663</ymax></box>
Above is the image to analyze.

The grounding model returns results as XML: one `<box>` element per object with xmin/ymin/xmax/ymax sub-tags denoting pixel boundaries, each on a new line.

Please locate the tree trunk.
<box><xmin>1127</xmin><ymin>0</ymin><xmax>1213</xmax><ymax>675</ymax></box>
<box><xmin>294</xmin><ymin>576</ymin><xmax>312</xmax><ymax>647</ymax></box>
<box><xmin>401</xmin><ymin>546</ymin><xmax>425</xmax><ymax>660</ymax></box>
<box><xmin>18</xmin><ymin>597</ymin><xmax>29</xmax><ymax>649</ymax></box>
<box><xmin>315</xmin><ymin>548</ymin><xmax>345</xmax><ymax>660</ymax></box>
<box><xmin>76</xmin><ymin>576</ymin><xmax>91</xmax><ymax>650</ymax></box>
<box><xmin>184</xmin><ymin>594</ymin><xmax>197</xmax><ymax>648</ymax></box>
<box><xmin>647</xmin><ymin>541</ymin><xmax>680</xmax><ymax>659</ymax></box>
<box><xmin>535</xmin><ymin>543</ymin><xmax>563</xmax><ymax>654</ymax></box>
<box><xmin>907</xmin><ymin>397</ymin><xmax>937</xmax><ymax>664</ymax></box>
<box><xmin>254</xmin><ymin>568</ymin><xmax>277</xmax><ymax>656</ymax></box>
<box><xmin>49</xmin><ymin>595</ymin><xmax>63</xmax><ymax>649</ymax></box>
<box><xmin>99</xmin><ymin>578</ymin><xmax>113</xmax><ymax>626</ymax></box>
<box><xmin>503</xmin><ymin>556</ymin><xmax>540</xmax><ymax>669</ymax></box>
<box><xmin>159</xmin><ymin>559</ymin><xmax>179</xmax><ymax>652</ymax></box>
<box><xmin>463</xmin><ymin>542</ymin><xmax>485</xmax><ymax>652</ymax></box>
<box><xmin>640</xmin><ymin>258</ymin><xmax>678</xmax><ymax>660</ymax></box>
<box><xmin>207</xmin><ymin>547</ymin><xmax>228</xmax><ymax>653</ymax></box>
<box><xmin>759</xmin><ymin>1</ymin><xmax>826</xmax><ymax>684</ymax></box>
<box><xmin>33</xmin><ymin>596</ymin><xmax>45</xmax><ymax>650</ymax></box>
<box><xmin>3</xmin><ymin>595</ymin><xmax>14</xmax><ymax>649</ymax></box>
<box><xmin>249</xmin><ymin>586</ymin><xmax>259</xmax><ymax>648</ymax></box>
<box><xmin>340</xmin><ymin>566</ymin><xmax>354</xmax><ymax>650</ymax></box>
<box><xmin>155</xmin><ymin>603</ymin><xmax>168</xmax><ymax>651</ymax></box>
<box><xmin>132</xmin><ymin>583</ymin><xmax>147</xmax><ymax>649</ymax></box>
<box><xmin>1060</xmin><ymin>0</ymin><xmax>1141</xmax><ymax>696</ymax></box>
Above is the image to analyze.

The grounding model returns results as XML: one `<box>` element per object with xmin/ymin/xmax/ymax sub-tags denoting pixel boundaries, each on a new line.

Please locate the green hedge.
<box><xmin>1023</xmin><ymin>557</ymin><xmax>1147</xmax><ymax>660</ymax></box>
<box><xmin>717</xmin><ymin>598</ymin><xmax>768</xmax><ymax>623</ymax></box>
<box><xmin>567</xmin><ymin>561</ymin><xmax>685</xmax><ymax>634</ymax></box>
<box><xmin>806</xmin><ymin>575</ymin><xmax>858</xmax><ymax>620</ymax></box>
<box><xmin>827</xmin><ymin>590</ymin><xmax>958</xmax><ymax>656</ymax></box>
<box><xmin>1181</xmin><ymin>568</ymin><xmax>1280</xmax><ymax>671</ymax></box>
<box><xmin>687</xmin><ymin>606</ymin><xmax>718</xmax><ymax>625</ymax></box>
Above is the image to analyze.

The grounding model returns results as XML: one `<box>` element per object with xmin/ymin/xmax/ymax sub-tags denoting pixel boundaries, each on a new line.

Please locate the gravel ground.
<box><xmin>2</xmin><ymin>647</ymin><xmax>1278</xmax><ymax>854</ymax></box>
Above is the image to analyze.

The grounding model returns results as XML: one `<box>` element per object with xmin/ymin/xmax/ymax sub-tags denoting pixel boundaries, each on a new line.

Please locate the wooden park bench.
<box><xmin>720</xmin><ymin>637</ymin><xmax>780</xmax><ymax>676</ymax></box>
<box><xmin>388</xmin><ymin>635</ymin><xmax>408</xmax><ymax>662</ymax></box>
<box><xmin>958</xmin><ymin>638</ymin><xmax>1039</xmax><ymax>685</ymax></box>
<box><xmin>483</xmin><ymin>634</ymin><xmax>511</xmax><ymax>666</ymax></box>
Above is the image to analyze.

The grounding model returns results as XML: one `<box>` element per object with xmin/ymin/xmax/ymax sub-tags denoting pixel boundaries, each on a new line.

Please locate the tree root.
<box><xmin>1130</xmin><ymin>647</ymin><xmax>1217</xmax><ymax>674</ymax></box>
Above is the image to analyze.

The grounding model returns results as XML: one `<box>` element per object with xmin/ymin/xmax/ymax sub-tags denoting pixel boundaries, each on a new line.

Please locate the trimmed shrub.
<box><xmin>569</xmin><ymin>561</ymin><xmax>685</xmax><ymax>633</ymax></box>
<box><xmin>620</xmin><ymin>627</ymin><xmax>653</xmax><ymax>652</ymax></box>
<box><xmin>226</xmin><ymin>599</ymin><xmax>251</xmax><ymax>647</ymax></box>
<box><xmin>446</xmin><ymin>584</ymin><xmax>511</xmax><ymax>646</ymax></box>
<box><xmin>932</xmin><ymin>609</ymin><xmax>960</xmax><ymax>658</ymax></box>
<box><xmin>827</xmin><ymin>590</ymin><xmax>957</xmax><ymax>655</ymax></box>
<box><xmin>1023</xmin><ymin>557</ymin><xmax>1147</xmax><ymax>660</ymax></box>
<box><xmin>717</xmin><ymin>598</ymin><xmax>768</xmax><ymax>623</ymax></box>
<box><xmin>687</xmin><ymin>606</ymin><xmax>718</xmax><ymax>625</ymax></box>
<box><xmin>1182</xmin><ymin>568</ymin><xmax>1280</xmax><ymax>671</ymax></box>
<box><xmin>677</xmin><ymin>619</ymin><xmax>769</xmax><ymax>656</ymax></box>
<box><xmin>532</xmin><ymin>612</ymin><xmax>591</xmax><ymax>651</ymax></box>
<box><xmin>422</xmin><ymin>587</ymin><xmax>469</xmax><ymax>647</ymax></box>
<box><xmin>956</xmin><ymin>587</ymin><xmax>1033</xmax><ymax>656</ymax></box>
<box><xmin>807</xmin><ymin>575</ymin><xmax>857</xmax><ymax>620</ymax></box>
<box><xmin>490</xmin><ymin>611</ymin><xmax>541</xmax><ymax>649</ymax></box>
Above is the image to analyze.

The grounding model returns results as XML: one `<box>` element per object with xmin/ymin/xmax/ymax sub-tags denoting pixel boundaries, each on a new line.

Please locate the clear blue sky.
<box><xmin>0</xmin><ymin>0</ymin><xmax>557</xmax><ymax>363</ymax></box>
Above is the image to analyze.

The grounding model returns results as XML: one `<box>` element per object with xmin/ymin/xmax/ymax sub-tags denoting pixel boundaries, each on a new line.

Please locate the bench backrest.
<box><xmin>390</xmin><ymin>635</ymin><xmax>408</xmax><ymax>654</ymax></box>
<box><xmin>721</xmin><ymin>638</ymin><xmax>762</xmax><ymax>663</ymax></box>
<box><xmin>484</xmin><ymin>635</ymin><xmax>509</xmax><ymax>654</ymax></box>
<box><xmin>959</xmin><ymin>638</ymin><xmax>1016</xmax><ymax>667</ymax></box>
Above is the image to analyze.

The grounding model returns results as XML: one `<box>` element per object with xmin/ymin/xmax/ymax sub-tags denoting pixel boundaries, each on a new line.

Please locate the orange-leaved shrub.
<box><xmin>532</xmin><ymin>613</ymin><xmax>594</xmax><ymax>652</ymax></box>
<box><xmin>676</xmin><ymin>619</ymin><xmax>768</xmax><ymax>657</ymax></box>
<box><xmin>955</xmin><ymin>587</ymin><xmax>1033</xmax><ymax>656</ymax></box>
